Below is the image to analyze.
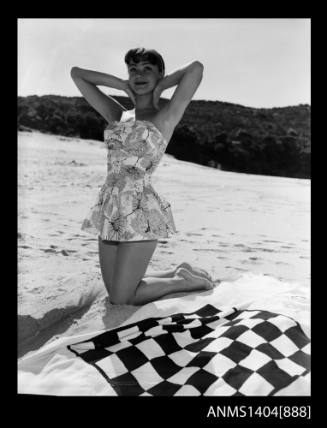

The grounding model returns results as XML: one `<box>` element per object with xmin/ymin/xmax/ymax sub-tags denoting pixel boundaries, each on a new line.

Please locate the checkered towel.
<box><xmin>67</xmin><ymin>304</ymin><xmax>310</xmax><ymax>396</ymax></box>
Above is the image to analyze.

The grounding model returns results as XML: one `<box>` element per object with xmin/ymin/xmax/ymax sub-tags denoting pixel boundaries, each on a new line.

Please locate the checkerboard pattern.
<box><xmin>68</xmin><ymin>304</ymin><xmax>310</xmax><ymax>396</ymax></box>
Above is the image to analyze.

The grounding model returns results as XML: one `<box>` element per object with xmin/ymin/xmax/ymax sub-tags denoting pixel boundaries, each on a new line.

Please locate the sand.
<box><xmin>18</xmin><ymin>130</ymin><xmax>310</xmax><ymax>359</ymax></box>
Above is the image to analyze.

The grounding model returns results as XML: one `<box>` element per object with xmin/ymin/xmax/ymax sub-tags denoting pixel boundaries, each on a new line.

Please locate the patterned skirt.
<box><xmin>81</xmin><ymin>181</ymin><xmax>178</xmax><ymax>242</ymax></box>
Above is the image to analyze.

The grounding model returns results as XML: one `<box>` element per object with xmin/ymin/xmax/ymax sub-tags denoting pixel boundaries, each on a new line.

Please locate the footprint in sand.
<box><xmin>86</xmin><ymin>250</ymin><xmax>98</xmax><ymax>255</ymax></box>
<box><xmin>42</xmin><ymin>248</ymin><xmax>57</xmax><ymax>253</ymax></box>
<box><xmin>61</xmin><ymin>249</ymin><xmax>79</xmax><ymax>255</ymax></box>
<box><xmin>254</xmin><ymin>248</ymin><xmax>275</xmax><ymax>253</ymax></box>
<box><xmin>186</xmin><ymin>232</ymin><xmax>203</xmax><ymax>237</ymax></box>
<box><xmin>192</xmin><ymin>248</ymin><xmax>224</xmax><ymax>252</ymax></box>
<box><xmin>244</xmin><ymin>257</ymin><xmax>261</xmax><ymax>262</ymax></box>
<box><xmin>41</xmin><ymin>247</ymin><xmax>76</xmax><ymax>256</ymax></box>
<box><xmin>29</xmin><ymin>287</ymin><xmax>44</xmax><ymax>294</ymax></box>
<box><xmin>225</xmin><ymin>266</ymin><xmax>248</xmax><ymax>272</ymax></box>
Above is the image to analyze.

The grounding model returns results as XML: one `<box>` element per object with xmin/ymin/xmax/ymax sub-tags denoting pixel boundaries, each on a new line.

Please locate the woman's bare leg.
<box><xmin>98</xmin><ymin>237</ymin><xmax>119</xmax><ymax>296</ymax></box>
<box><xmin>132</xmin><ymin>268</ymin><xmax>213</xmax><ymax>305</ymax></box>
<box><xmin>144</xmin><ymin>262</ymin><xmax>213</xmax><ymax>281</ymax></box>
<box><xmin>99</xmin><ymin>238</ymin><xmax>177</xmax><ymax>298</ymax></box>
<box><xmin>143</xmin><ymin>267</ymin><xmax>177</xmax><ymax>278</ymax></box>
<box><xmin>109</xmin><ymin>239</ymin><xmax>213</xmax><ymax>306</ymax></box>
<box><xmin>109</xmin><ymin>239</ymin><xmax>158</xmax><ymax>304</ymax></box>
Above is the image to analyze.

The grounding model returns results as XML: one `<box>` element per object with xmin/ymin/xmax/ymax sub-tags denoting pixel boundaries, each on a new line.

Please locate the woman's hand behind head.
<box><xmin>121</xmin><ymin>80</ymin><xmax>136</xmax><ymax>106</ymax></box>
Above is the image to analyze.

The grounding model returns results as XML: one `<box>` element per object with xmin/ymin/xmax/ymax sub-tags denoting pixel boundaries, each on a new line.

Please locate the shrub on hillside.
<box><xmin>17</xmin><ymin>95</ymin><xmax>311</xmax><ymax>178</ymax></box>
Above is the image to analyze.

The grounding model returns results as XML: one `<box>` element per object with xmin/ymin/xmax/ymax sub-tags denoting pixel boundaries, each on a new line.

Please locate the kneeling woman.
<box><xmin>71</xmin><ymin>47</ymin><xmax>213</xmax><ymax>305</ymax></box>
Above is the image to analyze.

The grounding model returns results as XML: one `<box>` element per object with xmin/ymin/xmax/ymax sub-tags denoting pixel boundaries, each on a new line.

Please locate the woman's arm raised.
<box><xmin>154</xmin><ymin>61</ymin><xmax>204</xmax><ymax>127</ymax></box>
<box><xmin>70</xmin><ymin>67</ymin><xmax>136</xmax><ymax>123</ymax></box>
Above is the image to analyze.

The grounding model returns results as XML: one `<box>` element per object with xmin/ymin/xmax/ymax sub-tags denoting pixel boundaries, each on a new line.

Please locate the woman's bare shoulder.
<box><xmin>153</xmin><ymin>107</ymin><xmax>180</xmax><ymax>138</ymax></box>
<box><xmin>148</xmin><ymin>111</ymin><xmax>175</xmax><ymax>143</ymax></box>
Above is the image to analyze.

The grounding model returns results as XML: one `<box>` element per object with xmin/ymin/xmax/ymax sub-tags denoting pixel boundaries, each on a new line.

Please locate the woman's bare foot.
<box><xmin>175</xmin><ymin>262</ymin><xmax>213</xmax><ymax>282</ymax></box>
<box><xmin>175</xmin><ymin>267</ymin><xmax>214</xmax><ymax>290</ymax></box>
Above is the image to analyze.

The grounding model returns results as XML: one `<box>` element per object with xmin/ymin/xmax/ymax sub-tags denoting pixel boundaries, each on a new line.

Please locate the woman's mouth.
<box><xmin>135</xmin><ymin>81</ymin><xmax>148</xmax><ymax>87</ymax></box>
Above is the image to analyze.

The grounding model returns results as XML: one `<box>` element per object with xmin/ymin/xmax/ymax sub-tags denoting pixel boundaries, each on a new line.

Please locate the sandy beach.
<box><xmin>18</xmin><ymin>130</ymin><xmax>310</xmax><ymax>359</ymax></box>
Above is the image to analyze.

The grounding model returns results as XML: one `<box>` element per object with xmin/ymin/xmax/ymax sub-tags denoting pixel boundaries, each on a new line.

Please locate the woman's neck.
<box><xmin>134</xmin><ymin>93</ymin><xmax>156</xmax><ymax>114</ymax></box>
<box><xmin>134</xmin><ymin>106</ymin><xmax>158</xmax><ymax>121</ymax></box>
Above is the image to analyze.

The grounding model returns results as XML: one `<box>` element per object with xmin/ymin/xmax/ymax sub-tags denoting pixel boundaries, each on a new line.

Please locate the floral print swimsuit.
<box><xmin>81</xmin><ymin>114</ymin><xmax>178</xmax><ymax>241</ymax></box>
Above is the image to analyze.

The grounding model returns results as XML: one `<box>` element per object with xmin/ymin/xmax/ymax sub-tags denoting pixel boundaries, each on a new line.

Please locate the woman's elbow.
<box><xmin>190</xmin><ymin>61</ymin><xmax>204</xmax><ymax>79</ymax></box>
<box><xmin>70</xmin><ymin>66</ymin><xmax>81</xmax><ymax>78</ymax></box>
<box><xmin>192</xmin><ymin>61</ymin><xmax>204</xmax><ymax>73</ymax></box>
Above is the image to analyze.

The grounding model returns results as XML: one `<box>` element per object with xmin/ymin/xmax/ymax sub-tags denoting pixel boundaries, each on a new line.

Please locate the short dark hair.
<box><xmin>124</xmin><ymin>48</ymin><xmax>165</xmax><ymax>74</ymax></box>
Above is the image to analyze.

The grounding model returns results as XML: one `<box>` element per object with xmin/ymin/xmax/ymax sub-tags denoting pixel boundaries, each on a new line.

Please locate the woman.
<box><xmin>71</xmin><ymin>47</ymin><xmax>214</xmax><ymax>305</ymax></box>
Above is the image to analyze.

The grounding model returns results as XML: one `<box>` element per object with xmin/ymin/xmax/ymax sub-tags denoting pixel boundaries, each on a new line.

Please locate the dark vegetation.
<box><xmin>18</xmin><ymin>95</ymin><xmax>311</xmax><ymax>178</ymax></box>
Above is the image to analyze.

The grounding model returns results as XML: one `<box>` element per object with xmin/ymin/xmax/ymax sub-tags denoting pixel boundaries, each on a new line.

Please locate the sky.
<box><xmin>18</xmin><ymin>18</ymin><xmax>310</xmax><ymax>108</ymax></box>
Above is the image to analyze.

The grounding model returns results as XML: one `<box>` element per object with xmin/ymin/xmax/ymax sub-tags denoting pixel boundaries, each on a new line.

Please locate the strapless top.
<box><xmin>81</xmin><ymin>118</ymin><xmax>177</xmax><ymax>241</ymax></box>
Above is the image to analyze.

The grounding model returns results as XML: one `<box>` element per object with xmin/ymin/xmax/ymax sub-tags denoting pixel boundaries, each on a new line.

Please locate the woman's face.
<box><xmin>127</xmin><ymin>60</ymin><xmax>163</xmax><ymax>95</ymax></box>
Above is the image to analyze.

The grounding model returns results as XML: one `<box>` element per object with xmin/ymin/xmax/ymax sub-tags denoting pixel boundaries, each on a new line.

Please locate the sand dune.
<box><xmin>18</xmin><ymin>131</ymin><xmax>310</xmax><ymax>358</ymax></box>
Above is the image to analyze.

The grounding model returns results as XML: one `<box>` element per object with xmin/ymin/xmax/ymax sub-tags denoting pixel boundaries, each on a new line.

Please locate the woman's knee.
<box><xmin>98</xmin><ymin>237</ymin><xmax>118</xmax><ymax>290</ymax></box>
<box><xmin>108</xmin><ymin>285</ymin><xmax>138</xmax><ymax>305</ymax></box>
<box><xmin>109</xmin><ymin>295</ymin><xmax>134</xmax><ymax>305</ymax></box>
<box><xmin>109</xmin><ymin>240</ymin><xmax>157</xmax><ymax>304</ymax></box>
